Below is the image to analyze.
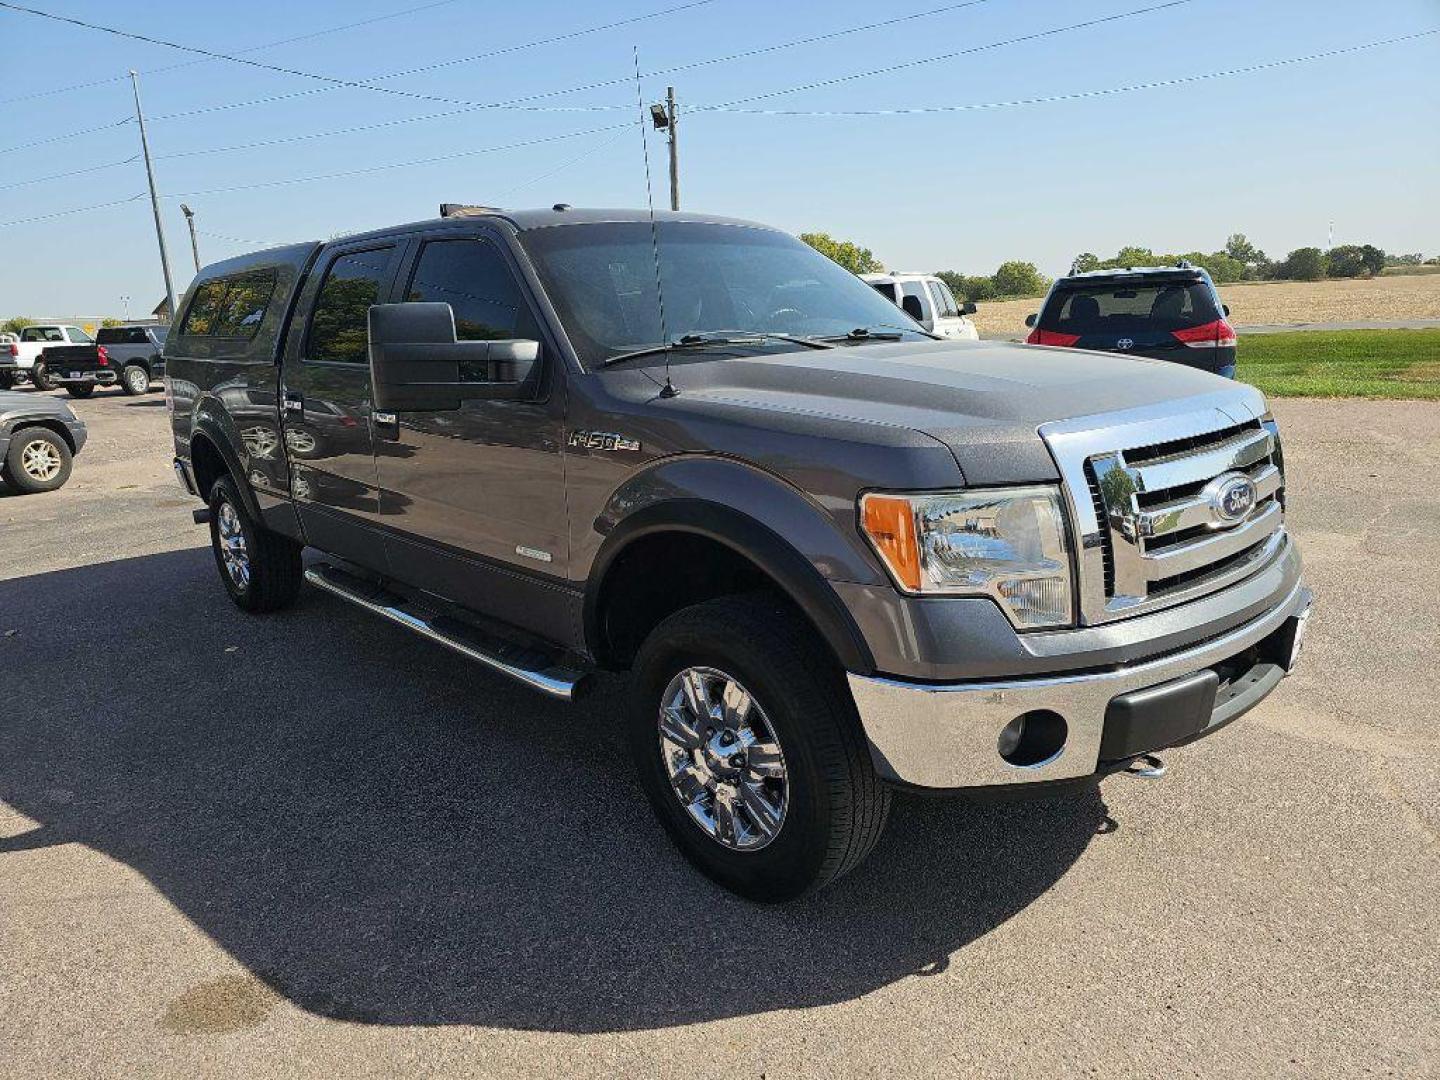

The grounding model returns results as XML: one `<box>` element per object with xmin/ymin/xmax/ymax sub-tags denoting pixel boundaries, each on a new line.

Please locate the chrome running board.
<box><xmin>304</xmin><ymin>563</ymin><xmax>591</xmax><ymax>702</ymax></box>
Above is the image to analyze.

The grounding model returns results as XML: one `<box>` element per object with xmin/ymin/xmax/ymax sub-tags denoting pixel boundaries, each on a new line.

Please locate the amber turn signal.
<box><xmin>860</xmin><ymin>494</ymin><xmax>922</xmax><ymax>592</ymax></box>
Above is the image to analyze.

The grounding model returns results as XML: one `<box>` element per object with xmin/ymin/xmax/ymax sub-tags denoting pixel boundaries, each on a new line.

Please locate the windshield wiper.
<box><xmin>811</xmin><ymin>326</ymin><xmax>906</xmax><ymax>344</ymax></box>
<box><xmin>600</xmin><ymin>331</ymin><xmax>834</xmax><ymax>368</ymax></box>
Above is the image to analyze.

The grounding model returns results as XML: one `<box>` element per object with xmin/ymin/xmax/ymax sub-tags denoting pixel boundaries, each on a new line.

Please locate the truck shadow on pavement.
<box><xmin>0</xmin><ymin>549</ymin><xmax>1107</xmax><ymax>1033</ymax></box>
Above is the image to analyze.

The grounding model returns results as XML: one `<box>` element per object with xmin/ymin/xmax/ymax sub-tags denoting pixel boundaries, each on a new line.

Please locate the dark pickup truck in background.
<box><xmin>37</xmin><ymin>323</ymin><xmax>165</xmax><ymax>398</ymax></box>
<box><xmin>164</xmin><ymin>206</ymin><xmax>1312</xmax><ymax>901</ymax></box>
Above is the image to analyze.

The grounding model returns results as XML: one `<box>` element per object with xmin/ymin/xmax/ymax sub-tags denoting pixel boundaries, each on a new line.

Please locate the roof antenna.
<box><xmin>633</xmin><ymin>45</ymin><xmax>678</xmax><ymax>399</ymax></box>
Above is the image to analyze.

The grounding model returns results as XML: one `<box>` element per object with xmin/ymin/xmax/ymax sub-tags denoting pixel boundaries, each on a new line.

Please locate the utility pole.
<box><xmin>129</xmin><ymin>70</ymin><xmax>177</xmax><ymax>323</ymax></box>
<box><xmin>665</xmin><ymin>86</ymin><xmax>679</xmax><ymax>211</ymax></box>
<box><xmin>649</xmin><ymin>87</ymin><xmax>680</xmax><ymax>210</ymax></box>
<box><xmin>180</xmin><ymin>203</ymin><xmax>201</xmax><ymax>275</ymax></box>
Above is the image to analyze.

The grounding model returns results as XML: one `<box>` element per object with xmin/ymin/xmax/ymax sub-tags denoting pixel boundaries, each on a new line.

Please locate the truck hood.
<box><xmin>658</xmin><ymin>339</ymin><xmax>1255</xmax><ymax>484</ymax></box>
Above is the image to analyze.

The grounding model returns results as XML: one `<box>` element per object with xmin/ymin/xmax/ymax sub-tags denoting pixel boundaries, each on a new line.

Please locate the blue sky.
<box><xmin>2</xmin><ymin>0</ymin><xmax>1437</xmax><ymax>316</ymax></box>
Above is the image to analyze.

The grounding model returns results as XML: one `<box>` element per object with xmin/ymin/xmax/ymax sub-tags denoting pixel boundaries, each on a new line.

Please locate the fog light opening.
<box><xmin>998</xmin><ymin>709</ymin><xmax>1068</xmax><ymax>768</ymax></box>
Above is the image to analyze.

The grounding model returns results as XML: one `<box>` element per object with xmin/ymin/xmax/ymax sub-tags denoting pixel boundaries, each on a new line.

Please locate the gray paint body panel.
<box><xmin>161</xmin><ymin>209</ymin><xmax>1307</xmax><ymax>790</ymax></box>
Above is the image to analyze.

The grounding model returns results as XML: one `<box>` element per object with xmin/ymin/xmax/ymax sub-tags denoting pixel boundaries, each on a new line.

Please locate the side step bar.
<box><xmin>304</xmin><ymin>563</ymin><xmax>592</xmax><ymax>702</ymax></box>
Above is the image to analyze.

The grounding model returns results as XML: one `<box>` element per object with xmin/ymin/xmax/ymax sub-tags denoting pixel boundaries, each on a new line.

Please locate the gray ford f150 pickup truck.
<box><xmin>165</xmin><ymin>207</ymin><xmax>1312</xmax><ymax>901</ymax></box>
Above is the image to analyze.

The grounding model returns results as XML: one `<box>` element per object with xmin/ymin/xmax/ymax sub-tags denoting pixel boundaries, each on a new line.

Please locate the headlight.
<box><xmin>859</xmin><ymin>486</ymin><xmax>1074</xmax><ymax>628</ymax></box>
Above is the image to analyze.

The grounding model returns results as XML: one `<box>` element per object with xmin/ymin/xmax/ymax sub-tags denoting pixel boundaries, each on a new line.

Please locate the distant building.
<box><xmin>152</xmin><ymin>297</ymin><xmax>172</xmax><ymax>324</ymax></box>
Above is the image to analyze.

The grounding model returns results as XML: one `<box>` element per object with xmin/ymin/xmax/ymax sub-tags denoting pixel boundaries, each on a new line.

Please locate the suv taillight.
<box><xmin>1025</xmin><ymin>328</ymin><xmax>1081</xmax><ymax>347</ymax></box>
<box><xmin>5</xmin><ymin>343</ymin><xmax>16</xmax><ymax>357</ymax></box>
<box><xmin>1172</xmin><ymin>319</ymin><xmax>1237</xmax><ymax>348</ymax></box>
<box><xmin>96</xmin><ymin>345</ymin><xmax>109</xmax><ymax>366</ymax></box>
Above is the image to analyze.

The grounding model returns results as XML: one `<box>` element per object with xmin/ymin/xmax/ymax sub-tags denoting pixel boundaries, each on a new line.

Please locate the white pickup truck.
<box><xmin>0</xmin><ymin>324</ymin><xmax>96</xmax><ymax>389</ymax></box>
<box><xmin>862</xmin><ymin>272</ymin><xmax>980</xmax><ymax>341</ymax></box>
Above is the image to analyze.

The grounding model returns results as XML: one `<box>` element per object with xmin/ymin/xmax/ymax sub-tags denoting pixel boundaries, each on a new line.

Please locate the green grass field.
<box><xmin>1237</xmin><ymin>328</ymin><xmax>1440</xmax><ymax>399</ymax></box>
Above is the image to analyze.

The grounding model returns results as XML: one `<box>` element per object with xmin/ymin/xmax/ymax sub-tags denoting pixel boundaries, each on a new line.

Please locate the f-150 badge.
<box><xmin>568</xmin><ymin>430</ymin><xmax>641</xmax><ymax>452</ymax></box>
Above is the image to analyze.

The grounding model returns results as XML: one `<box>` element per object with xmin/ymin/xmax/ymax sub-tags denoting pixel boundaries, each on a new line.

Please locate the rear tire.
<box><xmin>628</xmin><ymin>593</ymin><xmax>890</xmax><ymax>902</ymax></box>
<box><xmin>29</xmin><ymin>363</ymin><xmax>53</xmax><ymax>391</ymax></box>
<box><xmin>121</xmin><ymin>364</ymin><xmax>150</xmax><ymax>395</ymax></box>
<box><xmin>207</xmin><ymin>476</ymin><xmax>303</xmax><ymax>612</ymax></box>
<box><xmin>2</xmin><ymin>427</ymin><xmax>72</xmax><ymax>494</ymax></box>
<box><xmin>65</xmin><ymin>384</ymin><xmax>94</xmax><ymax>399</ymax></box>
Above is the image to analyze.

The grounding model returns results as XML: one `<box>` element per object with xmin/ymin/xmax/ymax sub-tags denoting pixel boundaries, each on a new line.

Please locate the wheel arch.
<box><xmin>189</xmin><ymin>422</ymin><xmax>262</xmax><ymax>520</ymax></box>
<box><xmin>8</xmin><ymin>418</ymin><xmax>77</xmax><ymax>454</ymax></box>
<box><xmin>584</xmin><ymin>498</ymin><xmax>875</xmax><ymax>675</ymax></box>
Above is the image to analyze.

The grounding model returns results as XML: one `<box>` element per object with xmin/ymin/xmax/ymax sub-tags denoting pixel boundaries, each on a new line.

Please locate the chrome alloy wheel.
<box><xmin>658</xmin><ymin>666</ymin><xmax>788</xmax><ymax>851</ymax></box>
<box><xmin>125</xmin><ymin>366</ymin><xmax>149</xmax><ymax>393</ymax></box>
<box><xmin>20</xmin><ymin>438</ymin><xmax>62</xmax><ymax>482</ymax></box>
<box><xmin>216</xmin><ymin>501</ymin><xmax>251</xmax><ymax>590</ymax></box>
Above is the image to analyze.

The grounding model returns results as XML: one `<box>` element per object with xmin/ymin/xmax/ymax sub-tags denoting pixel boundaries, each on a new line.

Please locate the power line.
<box><xmin>0</xmin><ymin>0</ymin><xmax>719</xmax><ymax>117</ymax></box>
<box><xmin>0</xmin><ymin>116</ymin><xmax>131</xmax><ymax>156</ymax></box>
<box><xmin>707</xmin><ymin>0</ymin><xmax>1197</xmax><ymax>108</ymax></box>
<box><xmin>0</xmin><ymin>154</ymin><xmax>139</xmax><ymax>192</ymax></box>
<box><xmin>493</xmin><ymin>126</ymin><xmax>636</xmax><ymax>200</ymax></box>
<box><xmin>0</xmin><ymin>0</ymin><xmax>464</xmax><ymax>105</ymax></box>
<box><xmin>160</xmin><ymin>121</ymin><xmax>637</xmax><ymax>198</ymax></box>
<box><xmin>145</xmin><ymin>0</ymin><xmax>998</xmax><ymax>127</ymax></box>
<box><xmin>691</xmin><ymin>28</ymin><xmax>1440</xmax><ymax>116</ymax></box>
<box><xmin>196</xmin><ymin>228</ymin><xmax>283</xmax><ymax>250</ymax></box>
<box><xmin>0</xmin><ymin>193</ymin><xmax>146</xmax><ymax>230</ymax></box>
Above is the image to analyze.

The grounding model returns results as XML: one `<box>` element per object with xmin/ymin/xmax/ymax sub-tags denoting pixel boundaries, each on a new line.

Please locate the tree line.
<box><xmin>801</xmin><ymin>231</ymin><xmax>1434</xmax><ymax>303</ymax></box>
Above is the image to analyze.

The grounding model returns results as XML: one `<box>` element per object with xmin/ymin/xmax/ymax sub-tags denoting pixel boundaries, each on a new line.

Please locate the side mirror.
<box><xmin>1024</xmin><ymin>313</ymin><xmax>1038</xmax><ymax>328</ymax></box>
<box><xmin>368</xmin><ymin>302</ymin><xmax>538</xmax><ymax>412</ymax></box>
<box><xmin>960</xmin><ymin>301</ymin><xmax>978</xmax><ymax>316</ymax></box>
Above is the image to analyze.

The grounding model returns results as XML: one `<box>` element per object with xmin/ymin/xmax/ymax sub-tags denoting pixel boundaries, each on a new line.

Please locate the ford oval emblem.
<box><xmin>1207</xmin><ymin>472</ymin><xmax>1257</xmax><ymax>524</ymax></box>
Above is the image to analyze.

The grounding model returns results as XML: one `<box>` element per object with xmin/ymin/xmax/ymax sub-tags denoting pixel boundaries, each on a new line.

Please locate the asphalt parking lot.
<box><xmin>2</xmin><ymin>386</ymin><xmax>1437</xmax><ymax>1078</ymax></box>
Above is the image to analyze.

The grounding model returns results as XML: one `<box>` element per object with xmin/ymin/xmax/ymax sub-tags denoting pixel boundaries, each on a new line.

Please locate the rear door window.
<box><xmin>927</xmin><ymin>280</ymin><xmax>957</xmax><ymax>318</ymax></box>
<box><xmin>1041</xmin><ymin>280</ymin><xmax>1219</xmax><ymax>333</ymax></box>
<box><xmin>307</xmin><ymin>247</ymin><xmax>395</xmax><ymax>364</ymax></box>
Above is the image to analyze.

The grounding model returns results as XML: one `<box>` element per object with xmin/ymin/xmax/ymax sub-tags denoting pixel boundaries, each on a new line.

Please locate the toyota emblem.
<box><xmin>1116</xmin><ymin>338</ymin><xmax>1135</xmax><ymax>350</ymax></box>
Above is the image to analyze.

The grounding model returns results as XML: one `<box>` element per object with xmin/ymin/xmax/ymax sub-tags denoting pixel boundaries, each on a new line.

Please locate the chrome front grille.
<box><xmin>1041</xmin><ymin>388</ymin><xmax>1287</xmax><ymax>625</ymax></box>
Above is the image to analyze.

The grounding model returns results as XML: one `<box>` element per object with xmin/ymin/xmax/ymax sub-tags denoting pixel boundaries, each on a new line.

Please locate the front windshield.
<box><xmin>517</xmin><ymin>221</ymin><xmax>927</xmax><ymax>368</ymax></box>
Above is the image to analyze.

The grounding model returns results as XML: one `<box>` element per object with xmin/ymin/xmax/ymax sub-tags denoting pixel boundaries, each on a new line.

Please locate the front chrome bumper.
<box><xmin>848</xmin><ymin>579</ymin><xmax>1312</xmax><ymax>790</ymax></box>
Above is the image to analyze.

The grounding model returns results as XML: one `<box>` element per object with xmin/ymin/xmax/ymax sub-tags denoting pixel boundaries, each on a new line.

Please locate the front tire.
<box><xmin>121</xmin><ymin>364</ymin><xmax>150</xmax><ymax>395</ymax></box>
<box><xmin>629</xmin><ymin>594</ymin><xmax>890</xmax><ymax>902</ymax></box>
<box><xmin>2</xmin><ymin>427</ymin><xmax>72</xmax><ymax>493</ymax></box>
<box><xmin>207</xmin><ymin>476</ymin><xmax>303</xmax><ymax>612</ymax></box>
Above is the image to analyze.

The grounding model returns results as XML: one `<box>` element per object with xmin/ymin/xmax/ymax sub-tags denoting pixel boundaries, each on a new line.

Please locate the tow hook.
<box><xmin>1123</xmin><ymin>753</ymin><xmax>1166</xmax><ymax>780</ymax></box>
